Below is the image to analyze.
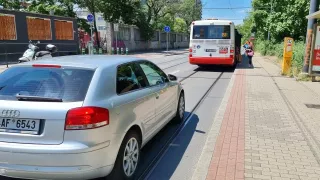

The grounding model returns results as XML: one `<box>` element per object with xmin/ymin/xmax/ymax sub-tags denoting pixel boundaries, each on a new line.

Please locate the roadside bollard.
<box><xmin>121</xmin><ymin>48</ymin><xmax>124</xmax><ymax>55</ymax></box>
<box><xmin>117</xmin><ymin>47</ymin><xmax>119</xmax><ymax>55</ymax></box>
<box><xmin>99</xmin><ymin>48</ymin><xmax>102</xmax><ymax>54</ymax></box>
<box><xmin>82</xmin><ymin>48</ymin><xmax>85</xmax><ymax>55</ymax></box>
<box><xmin>111</xmin><ymin>47</ymin><xmax>114</xmax><ymax>54</ymax></box>
<box><xmin>126</xmin><ymin>48</ymin><xmax>129</xmax><ymax>55</ymax></box>
<box><xmin>93</xmin><ymin>48</ymin><xmax>97</xmax><ymax>54</ymax></box>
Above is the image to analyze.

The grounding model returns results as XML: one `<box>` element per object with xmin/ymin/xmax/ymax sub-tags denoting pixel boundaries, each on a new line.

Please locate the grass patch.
<box><xmin>255</xmin><ymin>40</ymin><xmax>305</xmax><ymax>77</ymax></box>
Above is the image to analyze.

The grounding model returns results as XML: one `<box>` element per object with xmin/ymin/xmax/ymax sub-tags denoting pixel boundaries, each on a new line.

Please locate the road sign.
<box><xmin>87</xmin><ymin>14</ymin><xmax>94</xmax><ymax>22</ymax></box>
<box><xmin>164</xmin><ymin>26</ymin><xmax>170</xmax><ymax>33</ymax></box>
<box><xmin>114</xmin><ymin>23</ymin><xmax>119</xmax><ymax>32</ymax></box>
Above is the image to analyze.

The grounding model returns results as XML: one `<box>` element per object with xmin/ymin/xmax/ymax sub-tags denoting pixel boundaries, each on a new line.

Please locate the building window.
<box><xmin>26</xmin><ymin>17</ymin><xmax>51</xmax><ymax>40</ymax></box>
<box><xmin>97</xmin><ymin>16</ymin><xmax>104</xmax><ymax>21</ymax></box>
<box><xmin>55</xmin><ymin>20</ymin><xmax>74</xmax><ymax>40</ymax></box>
<box><xmin>98</xmin><ymin>26</ymin><xmax>106</xmax><ymax>31</ymax></box>
<box><xmin>0</xmin><ymin>14</ymin><xmax>17</xmax><ymax>40</ymax></box>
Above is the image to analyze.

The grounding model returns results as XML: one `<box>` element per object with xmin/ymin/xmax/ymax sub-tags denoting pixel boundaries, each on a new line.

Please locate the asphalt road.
<box><xmin>1</xmin><ymin>50</ymin><xmax>234</xmax><ymax>180</ymax></box>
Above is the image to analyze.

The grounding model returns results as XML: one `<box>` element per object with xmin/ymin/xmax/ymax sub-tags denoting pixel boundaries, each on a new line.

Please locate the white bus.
<box><xmin>189</xmin><ymin>19</ymin><xmax>241</xmax><ymax>67</ymax></box>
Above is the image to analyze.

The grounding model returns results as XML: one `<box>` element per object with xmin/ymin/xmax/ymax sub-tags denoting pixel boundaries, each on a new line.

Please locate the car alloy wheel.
<box><xmin>179</xmin><ymin>95</ymin><xmax>185</xmax><ymax>119</ymax></box>
<box><xmin>123</xmin><ymin>137</ymin><xmax>139</xmax><ymax>177</ymax></box>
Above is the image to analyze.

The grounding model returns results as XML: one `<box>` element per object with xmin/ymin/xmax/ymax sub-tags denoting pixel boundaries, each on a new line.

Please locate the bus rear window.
<box><xmin>193</xmin><ymin>25</ymin><xmax>231</xmax><ymax>39</ymax></box>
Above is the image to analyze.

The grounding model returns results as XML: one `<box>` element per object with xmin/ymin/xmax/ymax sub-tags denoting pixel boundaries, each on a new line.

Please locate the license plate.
<box><xmin>206</xmin><ymin>49</ymin><xmax>216</xmax><ymax>52</ymax></box>
<box><xmin>0</xmin><ymin>118</ymin><xmax>40</xmax><ymax>135</ymax></box>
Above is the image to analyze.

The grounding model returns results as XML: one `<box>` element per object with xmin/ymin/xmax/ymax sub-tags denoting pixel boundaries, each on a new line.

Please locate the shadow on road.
<box><xmin>196</xmin><ymin>65</ymin><xmax>236</xmax><ymax>73</ymax></box>
<box><xmin>132</xmin><ymin>112</ymin><xmax>198</xmax><ymax>180</ymax></box>
<box><xmin>144</xmin><ymin>112</ymin><xmax>199</xmax><ymax>179</ymax></box>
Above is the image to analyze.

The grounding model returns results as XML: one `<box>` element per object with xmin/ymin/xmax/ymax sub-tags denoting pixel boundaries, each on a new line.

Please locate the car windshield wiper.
<box><xmin>15</xmin><ymin>94</ymin><xmax>63</xmax><ymax>102</ymax></box>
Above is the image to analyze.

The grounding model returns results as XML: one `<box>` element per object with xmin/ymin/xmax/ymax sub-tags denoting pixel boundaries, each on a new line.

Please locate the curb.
<box><xmin>191</xmin><ymin>68</ymin><xmax>238</xmax><ymax>180</ymax></box>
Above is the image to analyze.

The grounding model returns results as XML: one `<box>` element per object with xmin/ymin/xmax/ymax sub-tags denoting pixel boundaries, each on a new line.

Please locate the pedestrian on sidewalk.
<box><xmin>243</xmin><ymin>41</ymin><xmax>250</xmax><ymax>56</ymax></box>
<box><xmin>247</xmin><ymin>48</ymin><xmax>254</xmax><ymax>67</ymax></box>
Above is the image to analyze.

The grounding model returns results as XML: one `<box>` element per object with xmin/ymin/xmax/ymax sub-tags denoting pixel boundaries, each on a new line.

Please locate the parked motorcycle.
<box><xmin>18</xmin><ymin>40</ymin><xmax>57</xmax><ymax>63</ymax></box>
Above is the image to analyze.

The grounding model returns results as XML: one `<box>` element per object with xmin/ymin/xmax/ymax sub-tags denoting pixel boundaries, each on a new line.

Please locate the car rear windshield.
<box><xmin>0</xmin><ymin>66</ymin><xmax>94</xmax><ymax>102</ymax></box>
<box><xmin>193</xmin><ymin>25</ymin><xmax>231</xmax><ymax>39</ymax></box>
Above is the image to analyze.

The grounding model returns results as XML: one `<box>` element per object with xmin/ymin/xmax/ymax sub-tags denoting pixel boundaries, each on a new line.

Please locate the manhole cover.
<box><xmin>305</xmin><ymin>104</ymin><xmax>320</xmax><ymax>109</ymax></box>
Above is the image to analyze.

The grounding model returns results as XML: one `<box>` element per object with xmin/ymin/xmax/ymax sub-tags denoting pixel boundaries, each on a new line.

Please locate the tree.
<box><xmin>177</xmin><ymin>0</ymin><xmax>202</xmax><ymax>32</ymax></box>
<box><xmin>77</xmin><ymin>0</ymin><xmax>103</xmax><ymax>49</ymax></box>
<box><xmin>98</xmin><ymin>0</ymin><xmax>155</xmax><ymax>40</ymax></box>
<box><xmin>236</xmin><ymin>12</ymin><xmax>254</xmax><ymax>43</ymax></box>
<box><xmin>173</xmin><ymin>17</ymin><xmax>188</xmax><ymax>33</ymax></box>
<box><xmin>0</xmin><ymin>0</ymin><xmax>22</xmax><ymax>10</ymax></box>
<box><xmin>251</xmin><ymin>0</ymin><xmax>309</xmax><ymax>42</ymax></box>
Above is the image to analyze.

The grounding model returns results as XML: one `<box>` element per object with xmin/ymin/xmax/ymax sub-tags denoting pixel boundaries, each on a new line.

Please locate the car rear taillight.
<box><xmin>189</xmin><ymin>48</ymin><xmax>192</xmax><ymax>57</ymax></box>
<box><xmin>65</xmin><ymin>107</ymin><xmax>109</xmax><ymax>130</ymax></box>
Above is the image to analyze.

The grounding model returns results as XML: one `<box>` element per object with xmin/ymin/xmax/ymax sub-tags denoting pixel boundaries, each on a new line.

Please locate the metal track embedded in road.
<box><xmin>162</xmin><ymin>60</ymin><xmax>190</xmax><ymax>70</ymax></box>
<box><xmin>179</xmin><ymin>70</ymin><xmax>199</xmax><ymax>82</ymax></box>
<box><xmin>136</xmin><ymin>71</ymin><xmax>225</xmax><ymax>180</ymax></box>
<box><xmin>157</xmin><ymin>56</ymin><xmax>187</xmax><ymax>65</ymax></box>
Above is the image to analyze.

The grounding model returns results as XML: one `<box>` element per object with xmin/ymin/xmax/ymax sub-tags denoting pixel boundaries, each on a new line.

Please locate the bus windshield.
<box><xmin>192</xmin><ymin>25</ymin><xmax>231</xmax><ymax>39</ymax></box>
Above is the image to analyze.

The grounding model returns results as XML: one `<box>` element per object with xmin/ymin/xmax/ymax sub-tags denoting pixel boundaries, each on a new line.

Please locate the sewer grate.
<box><xmin>305</xmin><ymin>104</ymin><xmax>320</xmax><ymax>109</ymax></box>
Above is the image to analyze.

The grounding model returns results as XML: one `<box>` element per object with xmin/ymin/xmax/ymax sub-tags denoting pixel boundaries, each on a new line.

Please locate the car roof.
<box><xmin>16</xmin><ymin>55</ymin><xmax>145</xmax><ymax>69</ymax></box>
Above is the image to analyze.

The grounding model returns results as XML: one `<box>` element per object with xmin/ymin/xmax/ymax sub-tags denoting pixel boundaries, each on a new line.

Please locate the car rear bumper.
<box><xmin>189</xmin><ymin>57</ymin><xmax>234</xmax><ymax>65</ymax></box>
<box><xmin>0</xmin><ymin>164</ymin><xmax>113</xmax><ymax>180</ymax></box>
<box><xmin>0</xmin><ymin>141</ymin><xmax>116</xmax><ymax>180</ymax></box>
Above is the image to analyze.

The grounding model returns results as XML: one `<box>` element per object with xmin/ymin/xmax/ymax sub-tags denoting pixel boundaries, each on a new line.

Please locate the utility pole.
<box><xmin>302</xmin><ymin>0</ymin><xmax>319</xmax><ymax>73</ymax></box>
<box><xmin>267</xmin><ymin>1</ymin><xmax>273</xmax><ymax>41</ymax></box>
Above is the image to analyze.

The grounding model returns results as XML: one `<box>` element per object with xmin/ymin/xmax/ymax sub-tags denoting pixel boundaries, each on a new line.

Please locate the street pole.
<box><xmin>166</xmin><ymin>32</ymin><xmax>168</xmax><ymax>52</ymax></box>
<box><xmin>90</xmin><ymin>24</ymin><xmax>93</xmax><ymax>55</ymax></box>
<box><xmin>302</xmin><ymin>0</ymin><xmax>319</xmax><ymax>73</ymax></box>
<box><xmin>267</xmin><ymin>1</ymin><xmax>273</xmax><ymax>41</ymax></box>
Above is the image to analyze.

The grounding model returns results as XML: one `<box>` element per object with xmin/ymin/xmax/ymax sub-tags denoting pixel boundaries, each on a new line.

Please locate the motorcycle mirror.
<box><xmin>37</xmin><ymin>41</ymin><xmax>40</xmax><ymax>44</ymax></box>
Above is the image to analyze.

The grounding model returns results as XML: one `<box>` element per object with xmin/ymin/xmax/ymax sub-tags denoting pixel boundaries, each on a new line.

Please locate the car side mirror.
<box><xmin>168</xmin><ymin>74</ymin><xmax>177</xmax><ymax>81</ymax></box>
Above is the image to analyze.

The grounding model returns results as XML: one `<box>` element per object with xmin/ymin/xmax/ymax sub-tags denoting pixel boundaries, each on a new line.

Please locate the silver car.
<box><xmin>0</xmin><ymin>55</ymin><xmax>185</xmax><ymax>180</ymax></box>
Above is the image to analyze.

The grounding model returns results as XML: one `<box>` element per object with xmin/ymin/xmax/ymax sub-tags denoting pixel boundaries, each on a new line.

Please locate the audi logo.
<box><xmin>1</xmin><ymin>110</ymin><xmax>20</xmax><ymax>118</ymax></box>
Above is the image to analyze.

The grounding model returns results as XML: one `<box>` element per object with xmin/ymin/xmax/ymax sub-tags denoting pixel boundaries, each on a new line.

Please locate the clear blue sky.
<box><xmin>201</xmin><ymin>0</ymin><xmax>252</xmax><ymax>25</ymax></box>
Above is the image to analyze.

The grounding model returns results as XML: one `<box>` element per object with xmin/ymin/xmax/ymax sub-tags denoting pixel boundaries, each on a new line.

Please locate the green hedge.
<box><xmin>255</xmin><ymin>40</ymin><xmax>305</xmax><ymax>75</ymax></box>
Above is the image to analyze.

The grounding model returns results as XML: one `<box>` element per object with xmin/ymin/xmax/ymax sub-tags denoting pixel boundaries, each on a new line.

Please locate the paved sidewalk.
<box><xmin>192</xmin><ymin>54</ymin><xmax>320</xmax><ymax>180</ymax></box>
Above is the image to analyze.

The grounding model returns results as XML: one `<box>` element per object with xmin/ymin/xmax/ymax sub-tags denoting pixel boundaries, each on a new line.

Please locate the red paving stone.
<box><xmin>206</xmin><ymin>70</ymin><xmax>245</xmax><ymax>180</ymax></box>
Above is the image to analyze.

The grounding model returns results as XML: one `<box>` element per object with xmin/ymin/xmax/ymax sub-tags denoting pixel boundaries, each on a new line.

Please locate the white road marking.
<box><xmin>169</xmin><ymin>70</ymin><xmax>180</xmax><ymax>74</ymax></box>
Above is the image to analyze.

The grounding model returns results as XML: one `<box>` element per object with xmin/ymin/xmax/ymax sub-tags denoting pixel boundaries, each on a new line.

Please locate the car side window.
<box><xmin>117</xmin><ymin>63</ymin><xmax>142</xmax><ymax>94</ymax></box>
<box><xmin>138</xmin><ymin>61</ymin><xmax>169</xmax><ymax>86</ymax></box>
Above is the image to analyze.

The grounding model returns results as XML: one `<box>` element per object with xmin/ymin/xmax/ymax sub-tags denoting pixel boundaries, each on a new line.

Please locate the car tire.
<box><xmin>106</xmin><ymin>131</ymin><xmax>141</xmax><ymax>180</ymax></box>
<box><xmin>172</xmin><ymin>92</ymin><xmax>185</xmax><ymax>124</ymax></box>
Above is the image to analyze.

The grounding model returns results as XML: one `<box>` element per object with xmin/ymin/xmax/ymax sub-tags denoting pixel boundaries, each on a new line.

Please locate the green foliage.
<box><xmin>1</xmin><ymin>0</ymin><xmax>202</xmax><ymax>40</ymax></box>
<box><xmin>173</xmin><ymin>18</ymin><xmax>188</xmax><ymax>33</ymax></box>
<box><xmin>255</xmin><ymin>40</ymin><xmax>305</xmax><ymax>75</ymax></box>
<box><xmin>177</xmin><ymin>0</ymin><xmax>202</xmax><ymax>32</ymax></box>
<box><xmin>236</xmin><ymin>13</ymin><xmax>254</xmax><ymax>44</ymax></box>
<box><xmin>0</xmin><ymin>0</ymin><xmax>22</xmax><ymax>10</ymax></box>
<box><xmin>236</xmin><ymin>0</ymin><xmax>310</xmax><ymax>75</ymax></box>
<box><xmin>251</xmin><ymin>0</ymin><xmax>309</xmax><ymax>41</ymax></box>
